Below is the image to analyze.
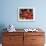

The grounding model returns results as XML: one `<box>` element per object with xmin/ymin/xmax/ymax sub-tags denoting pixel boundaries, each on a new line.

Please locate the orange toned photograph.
<box><xmin>18</xmin><ymin>7</ymin><xmax>35</xmax><ymax>21</ymax></box>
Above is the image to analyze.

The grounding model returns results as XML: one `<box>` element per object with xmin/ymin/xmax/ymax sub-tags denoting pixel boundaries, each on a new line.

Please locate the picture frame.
<box><xmin>18</xmin><ymin>7</ymin><xmax>35</xmax><ymax>21</ymax></box>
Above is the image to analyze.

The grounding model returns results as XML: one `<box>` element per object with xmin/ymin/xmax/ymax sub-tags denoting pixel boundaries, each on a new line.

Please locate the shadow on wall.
<box><xmin>0</xmin><ymin>24</ymin><xmax>7</xmax><ymax>43</ymax></box>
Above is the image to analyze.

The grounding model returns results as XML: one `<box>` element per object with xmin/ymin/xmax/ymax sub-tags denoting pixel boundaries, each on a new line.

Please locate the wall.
<box><xmin>0</xmin><ymin>0</ymin><xmax>46</xmax><ymax>30</ymax></box>
<box><xmin>0</xmin><ymin>0</ymin><xmax>46</xmax><ymax>29</ymax></box>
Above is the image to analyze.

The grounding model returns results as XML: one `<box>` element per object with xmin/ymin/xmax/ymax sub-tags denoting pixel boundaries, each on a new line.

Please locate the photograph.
<box><xmin>18</xmin><ymin>7</ymin><xmax>35</xmax><ymax>21</ymax></box>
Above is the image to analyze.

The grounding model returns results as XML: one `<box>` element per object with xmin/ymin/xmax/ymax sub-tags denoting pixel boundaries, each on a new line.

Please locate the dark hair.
<box><xmin>29</xmin><ymin>9</ymin><xmax>33</xmax><ymax>12</ymax></box>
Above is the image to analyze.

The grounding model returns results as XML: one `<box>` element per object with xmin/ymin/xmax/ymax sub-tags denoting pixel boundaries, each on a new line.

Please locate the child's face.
<box><xmin>23</xmin><ymin>11</ymin><xmax>28</xmax><ymax>16</ymax></box>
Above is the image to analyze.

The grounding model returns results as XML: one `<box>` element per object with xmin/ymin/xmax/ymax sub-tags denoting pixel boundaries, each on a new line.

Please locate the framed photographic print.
<box><xmin>18</xmin><ymin>7</ymin><xmax>35</xmax><ymax>21</ymax></box>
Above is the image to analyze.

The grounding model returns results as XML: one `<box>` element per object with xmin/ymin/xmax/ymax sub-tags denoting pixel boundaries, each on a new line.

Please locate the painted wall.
<box><xmin>0</xmin><ymin>0</ymin><xmax>46</xmax><ymax>30</ymax></box>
